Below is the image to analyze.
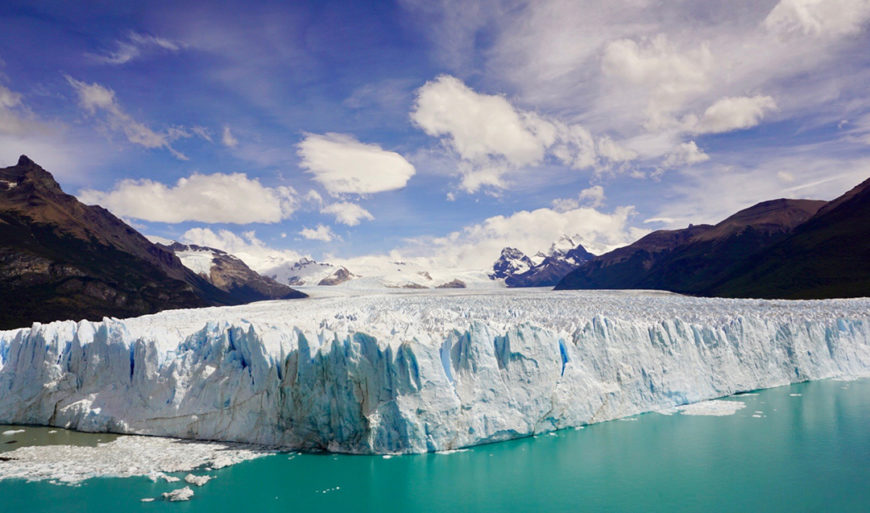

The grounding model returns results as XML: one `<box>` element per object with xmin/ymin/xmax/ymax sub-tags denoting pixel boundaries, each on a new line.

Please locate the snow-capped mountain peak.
<box><xmin>490</xmin><ymin>236</ymin><xmax>595</xmax><ymax>287</ymax></box>
<box><xmin>489</xmin><ymin>247</ymin><xmax>535</xmax><ymax>279</ymax></box>
<box><xmin>267</xmin><ymin>257</ymin><xmax>354</xmax><ymax>286</ymax></box>
<box><xmin>549</xmin><ymin>234</ymin><xmax>580</xmax><ymax>255</ymax></box>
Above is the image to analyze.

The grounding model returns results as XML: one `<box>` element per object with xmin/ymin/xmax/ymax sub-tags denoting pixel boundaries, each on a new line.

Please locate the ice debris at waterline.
<box><xmin>0</xmin><ymin>435</ymin><xmax>268</xmax><ymax>483</ymax></box>
<box><xmin>674</xmin><ymin>400</ymin><xmax>746</xmax><ymax>416</ymax></box>
<box><xmin>0</xmin><ymin>289</ymin><xmax>868</xmax><ymax>454</ymax></box>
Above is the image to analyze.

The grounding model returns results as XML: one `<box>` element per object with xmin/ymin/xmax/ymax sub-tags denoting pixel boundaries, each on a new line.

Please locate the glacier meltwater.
<box><xmin>0</xmin><ymin>289</ymin><xmax>868</xmax><ymax>454</ymax></box>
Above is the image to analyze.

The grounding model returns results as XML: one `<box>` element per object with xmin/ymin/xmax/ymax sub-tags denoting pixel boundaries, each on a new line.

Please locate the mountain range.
<box><xmin>556</xmin><ymin>176</ymin><xmax>870</xmax><ymax>299</ymax></box>
<box><xmin>0</xmin><ymin>156</ymin><xmax>303</xmax><ymax>330</ymax></box>
<box><xmin>491</xmin><ymin>235</ymin><xmax>595</xmax><ymax>287</ymax></box>
<box><xmin>3</xmin><ymin>154</ymin><xmax>864</xmax><ymax>331</ymax></box>
<box><xmin>265</xmin><ymin>257</ymin><xmax>356</xmax><ymax>286</ymax></box>
<box><xmin>159</xmin><ymin>242</ymin><xmax>305</xmax><ymax>303</ymax></box>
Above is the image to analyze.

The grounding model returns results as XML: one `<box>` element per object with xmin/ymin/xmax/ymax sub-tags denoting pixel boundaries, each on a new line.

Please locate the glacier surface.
<box><xmin>0</xmin><ymin>289</ymin><xmax>868</xmax><ymax>454</ymax></box>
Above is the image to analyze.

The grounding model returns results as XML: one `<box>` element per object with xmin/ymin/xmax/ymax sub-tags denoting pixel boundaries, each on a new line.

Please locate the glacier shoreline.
<box><xmin>1</xmin><ymin>289</ymin><xmax>868</xmax><ymax>454</ymax></box>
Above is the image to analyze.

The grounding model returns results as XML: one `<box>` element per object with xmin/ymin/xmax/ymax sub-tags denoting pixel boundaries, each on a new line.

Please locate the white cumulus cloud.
<box><xmin>221</xmin><ymin>125</ymin><xmax>238</xmax><ymax>147</ymax></box>
<box><xmin>297</xmin><ymin>132</ymin><xmax>415</xmax><ymax>194</ymax></box>
<box><xmin>694</xmin><ymin>95</ymin><xmax>778</xmax><ymax>134</ymax></box>
<box><xmin>552</xmin><ymin>185</ymin><xmax>606</xmax><ymax>211</ymax></box>
<box><xmin>0</xmin><ymin>84</ymin><xmax>37</xmax><ymax>137</ymax></box>
<box><xmin>579</xmin><ymin>185</ymin><xmax>606</xmax><ymax>208</ymax></box>
<box><xmin>299</xmin><ymin>224</ymin><xmax>337</xmax><ymax>242</ymax></box>
<box><xmin>321</xmin><ymin>201</ymin><xmax>374</xmax><ymax>226</ymax></box>
<box><xmin>765</xmin><ymin>0</ymin><xmax>870</xmax><ymax>37</ymax></box>
<box><xmin>602</xmin><ymin>35</ymin><xmax>713</xmax><ymax>130</ymax></box>
<box><xmin>78</xmin><ymin>173</ymin><xmax>297</xmax><ymax>224</ymax></box>
<box><xmin>180</xmin><ymin>228</ymin><xmax>302</xmax><ymax>273</ymax></box>
<box><xmin>662</xmin><ymin>141</ymin><xmax>710</xmax><ymax>168</ymax></box>
<box><xmin>411</xmin><ymin>75</ymin><xmax>635</xmax><ymax>193</ymax></box>
<box><xmin>412</xmin><ymin>74</ymin><xmax>548</xmax><ymax>168</ymax></box>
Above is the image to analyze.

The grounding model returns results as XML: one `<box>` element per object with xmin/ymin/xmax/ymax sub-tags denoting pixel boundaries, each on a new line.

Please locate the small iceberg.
<box><xmin>162</xmin><ymin>486</ymin><xmax>194</xmax><ymax>502</ymax></box>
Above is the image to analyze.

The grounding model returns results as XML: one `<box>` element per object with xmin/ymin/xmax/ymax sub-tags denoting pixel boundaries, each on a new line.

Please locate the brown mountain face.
<box><xmin>555</xmin><ymin>197</ymin><xmax>826</xmax><ymax>294</ymax></box>
<box><xmin>161</xmin><ymin>242</ymin><xmax>305</xmax><ymax>302</ymax></box>
<box><xmin>706</xmin><ymin>177</ymin><xmax>870</xmax><ymax>299</ymax></box>
<box><xmin>0</xmin><ymin>155</ymin><xmax>303</xmax><ymax>330</ymax></box>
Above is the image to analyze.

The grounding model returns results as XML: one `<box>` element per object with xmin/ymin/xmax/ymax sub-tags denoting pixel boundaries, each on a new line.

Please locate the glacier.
<box><xmin>0</xmin><ymin>288</ymin><xmax>868</xmax><ymax>454</ymax></box>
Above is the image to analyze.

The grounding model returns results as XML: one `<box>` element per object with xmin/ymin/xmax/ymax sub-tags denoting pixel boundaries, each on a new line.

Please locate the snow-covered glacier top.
<box><xmin>1</xmin><ymin>289</ymin><xmax>868</xmax><ymax>454</ymax></box>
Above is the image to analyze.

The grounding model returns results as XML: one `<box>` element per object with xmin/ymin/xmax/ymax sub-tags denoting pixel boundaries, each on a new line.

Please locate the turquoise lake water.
<box><xmin>3</xmin><ymin>378</ymin><xmax>869</xmax><ymax>512</ymax></box>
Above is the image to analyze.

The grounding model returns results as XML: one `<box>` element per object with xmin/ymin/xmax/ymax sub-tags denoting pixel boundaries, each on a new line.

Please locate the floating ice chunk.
<box><xmin>184</xmin><ymin>474</ymin><xmax>212</xmax><ymax>486</ymax></box>
<box><xmin>677</xmin><ymin>400</ymin><xmax>746</xmax><ymax>416</ymax></box>
<box><xmin>2</xmin><ymin>430</ymin><xmax>24</xmax><ymax>435</ymax></box>
<box><xmin>789</xmin><ymin>393</ymin><xmax>802</xmax><ymax>397</ymax></box>
<box><xmin>140</xmin><ymin>498</ymin><xmax>154</xmax><ymax>503</ymax></box>
<box><xmin>162</xmin><ymin>486</ymin><xmax>194</xmax><ymax>502</ymax></box>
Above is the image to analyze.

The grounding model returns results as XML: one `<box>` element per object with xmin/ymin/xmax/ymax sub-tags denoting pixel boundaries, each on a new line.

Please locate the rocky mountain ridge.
<box><xmin>0</xmin><ymin>155</ymin><xmax>304</xmax><ymax>329</ymax></box>
<box><xmin>160</xmin><ymin>242</ymin><xmax>305</xmax><ymax>302</ymax></box>
<box><xmin>490</xmin><ymin>235</ymin><xmax>595</xmax><ymax>287</ymax></box>
<box><xmin>556</xmin><ymin>181</ymin><xmax>869</xmax><ymax>299</ymax></box>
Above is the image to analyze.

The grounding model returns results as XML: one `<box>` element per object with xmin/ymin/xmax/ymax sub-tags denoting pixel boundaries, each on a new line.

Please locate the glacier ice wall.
<box><xmin>0</xmin><ymin>290</ymin><xmax>868</xmax><ymax>454</ymax></box>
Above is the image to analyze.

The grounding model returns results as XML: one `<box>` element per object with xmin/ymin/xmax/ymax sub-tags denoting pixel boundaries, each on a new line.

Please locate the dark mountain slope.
<box><xmin>706</xmin><ymin>177</ymin><xmax>870</xmax><ymax>299</ymax></box>
<box><xmin>0</xmin><ymin>155</ymin><xmax>302</xmax><ymax>330</ymax></box>
<box><xmin>556</xmin><ymin>198</ymin><xmax>825</xmax><ymax>294</ymax></box>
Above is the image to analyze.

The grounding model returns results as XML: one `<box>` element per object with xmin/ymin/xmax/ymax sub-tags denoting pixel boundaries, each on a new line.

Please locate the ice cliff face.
<box><xmin>0</xmin><ymin>290</ymin><xmax>868</xmax><ymax>454</ymax></box>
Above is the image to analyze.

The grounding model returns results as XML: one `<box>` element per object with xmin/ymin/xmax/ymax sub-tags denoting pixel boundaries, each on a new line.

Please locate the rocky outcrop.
<box><xmin>489</xmin><ymin>248</ymin><xmax>534</xmax><ymax>280</ymax></box>
<box><xmin>161</xmin><ymin>242</ymin><xmax>305</xmax><ymax>302</ymax></box>
<box><xmin>267</xmin><ymin>257</ymin><xmax>353</xmax><ymax>287</ymax></box>
<box><xmin>318</xmin><ymin>267</ymin><xmax>355</xmax><ymax>286</ymax></box>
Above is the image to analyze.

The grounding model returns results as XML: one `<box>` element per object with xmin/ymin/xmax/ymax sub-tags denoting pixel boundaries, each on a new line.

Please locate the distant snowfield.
<box><xmin>0</xmin><ymin>289</ymin><xmax>868</xmax><ymax>454</ymax></box>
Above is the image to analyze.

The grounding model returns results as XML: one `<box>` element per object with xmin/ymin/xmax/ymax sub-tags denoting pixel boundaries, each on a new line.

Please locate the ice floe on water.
<box><xmin>676</xmin><ymin>400</ymin><xmax>747</xmax><ymax>416</ymax></box>
<box><xmin>184</xmin><ymin>473</ymin><xmax>213</xmax><ymax>486</ymax></box>
<box><xmin>162</xmin><ymin>486</ymin><xmax>194</xmax><ymax>501</ymax></box>
<box><xmin>0</xmin><ymin>435</ymin><xmax>270</xmax><ymax>484</ymax></box>
<box><xmin>2</xmin><ymin>430</ymin><xmax>24</xmax><ymax>436</ymax></box>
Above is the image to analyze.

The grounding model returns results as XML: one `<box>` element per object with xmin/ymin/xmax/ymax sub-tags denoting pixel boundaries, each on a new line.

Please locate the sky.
<box><xmin>1</xmin><ymin>0</ymin><xmax>869</xmax><ymax>273</ymax></box>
